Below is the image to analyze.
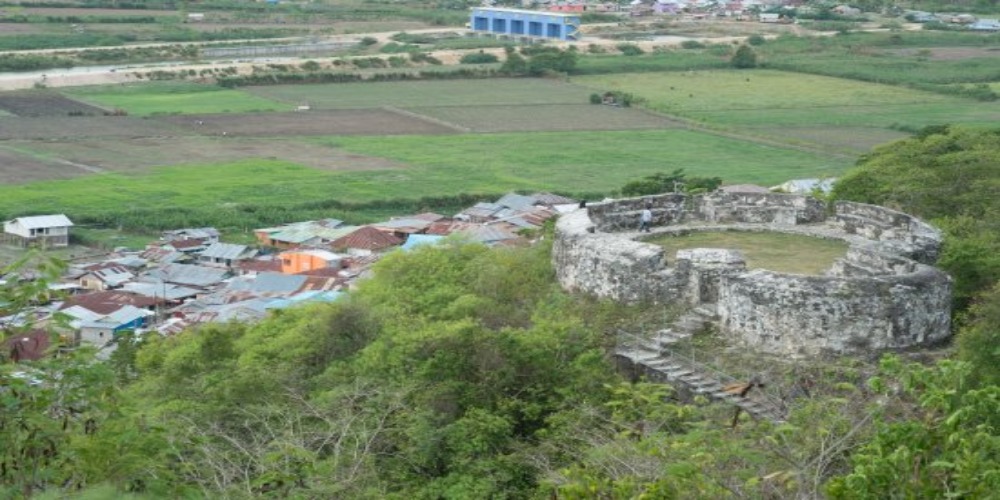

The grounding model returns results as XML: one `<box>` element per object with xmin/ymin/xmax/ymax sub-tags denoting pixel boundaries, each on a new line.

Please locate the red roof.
<box><xmin>425</xmin><ymin>220</ymin><xmax>458</xmax><ymax>236</ymax></box>
<box><xmin>5</xmin><ymin>329</ymin><xmax>50</xmax><ymax>362</ymax></box>
<box><xmin>235</xmin><ymin>259</ymin><xmax>282</xmax><ymax>274</ymax></box>
<box><xmin>331</xmin><ymin>226</ymin><xmax>403</xmax><ymax>251</ymax></box>
<box><xmin>297</xmin><ymin>276</ymin><xmax>343</xmax><ymax>293</ymax></box>
<box><xmin>168</xmin><ymin>238</ymin><xmax>206</xmax><ymax>250</ymax></box>
<box><xmin>60</xmin><ymin>290</ymin><xmax>158</xmax><ymax>315</ymax></box>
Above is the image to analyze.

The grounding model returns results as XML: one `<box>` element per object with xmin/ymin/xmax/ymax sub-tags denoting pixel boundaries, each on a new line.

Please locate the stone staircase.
<box><xmin>616</xmin><ymin>305</ymin><xmax>787</xmax><ymax>424</ymax></box>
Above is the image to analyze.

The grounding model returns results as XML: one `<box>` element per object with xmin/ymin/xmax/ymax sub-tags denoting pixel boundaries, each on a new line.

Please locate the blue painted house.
<box><xmin>470</xmin><ymin>7</ymin><xmax>580</xmax><ymax>41</ymax></box>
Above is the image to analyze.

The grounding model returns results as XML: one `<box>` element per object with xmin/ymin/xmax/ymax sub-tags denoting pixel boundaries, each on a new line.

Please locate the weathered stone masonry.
<box><xmin>553</xmin><ymin>192</ymin><xmax>952</xmax><ymax>357</ymax></box>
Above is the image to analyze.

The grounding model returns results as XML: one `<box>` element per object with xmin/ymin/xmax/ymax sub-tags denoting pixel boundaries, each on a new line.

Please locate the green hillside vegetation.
<box><xmin>3</xmin><ymin>232</ymin><xmax>999</xmax><ymax>498</ymax></box>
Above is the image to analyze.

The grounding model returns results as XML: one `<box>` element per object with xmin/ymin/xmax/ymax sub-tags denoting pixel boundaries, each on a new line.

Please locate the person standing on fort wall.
<box><xmin>639</xmin><ymin>204</ymin><xmax>652</xmax><ymax>232</ymax></box>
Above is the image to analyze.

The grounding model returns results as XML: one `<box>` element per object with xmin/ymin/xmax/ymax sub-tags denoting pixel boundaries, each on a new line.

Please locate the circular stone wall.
<box><xmin>553</xmin><ymin>192</ymin><xmax>952</xmax><ymax>357</ymax></box>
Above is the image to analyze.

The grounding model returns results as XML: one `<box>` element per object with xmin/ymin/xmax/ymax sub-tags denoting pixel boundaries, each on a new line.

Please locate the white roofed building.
<box><xmin>3</xmin><ymin>214</ymin><xmax>73</xmax><ymax>247</ymax></box>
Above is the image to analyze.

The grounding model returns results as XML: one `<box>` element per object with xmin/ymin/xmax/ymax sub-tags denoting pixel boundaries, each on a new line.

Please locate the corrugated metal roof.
<box><xmin>163</xmin><ymin>227</ymin><xmax>219</xmax><ymax>240</ymax></box>
<box><xmin>200</xmin><ymin>242</ymin><xmax>252</xmax><ymax>260</ymax></box>
<box><xmin>455</xmin><ymin>225</ymin><xmax>520</xmax><ymax>245</ymax></box>
<box><xmin>250</xmin><ymin>272</ymin><xmax>308</xmax><ymax>294</ymax></box>
<box><xmin>268</xmin><ymin>224</ymin><xmax>357</xmax><ymax>244</ymax></box>
<box><xmin>9</xmin><ymin>214</ymin><xmax>73</xmax><ymax>229</ymax></box>
<box><xmin>496</xmin><ymin>193</ymin><xmax>538</xmax><ymax>211</ymax></box>
<box><xmin>90</xmin><ymin>267</ymin><xmax>134</xmax><ymax>286</ymax></box>
<box><xmin>373</xmin><ymin>218</ymin><xmax>433</xmax><ymax>231</ymax></box>
<box><xmin>60</xmin><ymin>290</ymin><xmax>157</xmax><ymax>315</ymax></box>
<box><xmin>148</xmin><ymin>263</ymin><xmax>228</xmax><ymax>287</ymax></box>
<box><xmin>531</xmin><ymin>192</ymin><xmax>577</xmax><ymax>206</ymax></box>
<box><xmin>123</xmin><ymin>282</ymin><xmax>201</xmax><ymax>301</ymax></box>
<box><xmin>79</xmin><ymin>305</ymin><xmax>151</xmax><ymax>329</ymax></box>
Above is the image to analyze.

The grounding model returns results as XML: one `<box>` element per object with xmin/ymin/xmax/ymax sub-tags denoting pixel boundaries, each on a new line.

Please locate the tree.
<box><xmin>621</xmin><ymin>168</ymin><xmax>723</xmax><ymax>196</ymax></box>
<box><xmin>827</xmin><ymin>356</ymin><xmax>1000</xmax><ymax>498</ymax></box>
<box><xmin>956</xmin><ymin>282</ymin><xmax>1000</xmax><ymax>388</ymax></box>
<box><xmin>731</xmin><ymin>44</ymin><xmax>757</xmax><ymax>69</ymax></box>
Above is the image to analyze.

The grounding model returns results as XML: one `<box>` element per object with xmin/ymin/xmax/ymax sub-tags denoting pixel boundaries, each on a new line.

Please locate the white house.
<box><xmin>3</xmin><ymin>214</ymin><xmax>73</xmax><ymax>247</ymax></box>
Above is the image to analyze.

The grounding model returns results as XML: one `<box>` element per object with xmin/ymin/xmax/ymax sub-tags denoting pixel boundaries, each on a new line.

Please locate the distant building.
<box><xmin>3</xmin><ymin>214</ymin><xmax>73</xmax><ymax>247</ymax></box>
<box><xmin>279</xmin><ymin>249</ymin><xmax>343</xmax><ymax>275</ymax></box>
<box><xmin>470</xmin><ymin>7</ymin><xmax>581</xmax><ymax>41</ymax></box>
<box><xmin>772</xmin><ymin>178</ymin><xmax>837</xmax><ymax>194</ymax></box>
<box><xmin>198</xmin><ymin>242</ymin><xmax>257</xmax><ymax>268</ymax></box>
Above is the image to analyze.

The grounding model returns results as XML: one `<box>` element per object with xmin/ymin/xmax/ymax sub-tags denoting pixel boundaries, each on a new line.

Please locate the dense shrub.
<box><xmin>731</xmin><ymin>44</ymin><xmax>757</xmax><ymax>68</ymax></box>
<box><xmin>459</xmin><ymin>51</ymin><xmax>500</xmax><ymax>64</ymax></box>
<box><xmin>616</xmin><ymin>43</ymin><xmax>645</xmax><ymax>56</ymax></box>
<box><xmin>680</xmin><ymin>40</ymin><xmax>706</xmax><ymax>49</ymax></box>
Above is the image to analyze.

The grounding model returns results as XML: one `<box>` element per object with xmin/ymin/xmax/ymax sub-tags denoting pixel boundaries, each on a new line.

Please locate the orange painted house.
<box><xmin>279</xmin><ymin>249</ymin><xmax>343</xmax><ymax>275</ymax></box>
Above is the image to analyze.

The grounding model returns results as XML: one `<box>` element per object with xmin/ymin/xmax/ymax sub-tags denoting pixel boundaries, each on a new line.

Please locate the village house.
<box><xmin>330</xmin><ymin>226</ymin><xmax>404</xmax><ymax>256</ymax></box>
<box><xmin>2</xmin><ymin>214</ymin><xmax>73</xmax><ymax>248</ymax></box>
<box><xmin>78</xmin><ymin>263</ymin><xmax>135</xmax><ymax>291</ymax></box>
<box><xmin>145</xmin><ymin>263</ymin><xmax>229</xmax><ymax>288</ymax></box>
<box><xmin>255</xmin><ymin>219</ymin><xmax>356</xmax><ymax>249</ymax></box>
<box><xmin>198</xmin><ymin>242</ymin><xmax>257</xmax><ymax>268</ymax></box>
<box><xmin>76</xmin><ymin>305</ymin><xmax>151</xmax><ymax>348</ymax></box>
<box><xmin>233</xmin><ymin>257</ymin><xmax>283</xmax><ymax>277</ymax></box>
<box><xmin>163</xmin><ymin>238</ymin><xmax>210</xmax><ymax>254</ymax></box>
<box><xmin>279</xmin><ymin>249</ymin><xmax>344</xmax><ymax>274</ymax></box>
<box><xmin>162</xmin><ymin>227</ymin><xmax>220</xmax><ymax>244</ymax></box>
<box><xmin>369</xmin><ymin>213</ymin><xmax>443</xmax><ymax>240</ymax></box>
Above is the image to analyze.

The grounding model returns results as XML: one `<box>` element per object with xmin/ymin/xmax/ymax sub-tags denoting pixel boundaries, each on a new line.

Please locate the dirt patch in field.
<box><xmin>0</xmin><ymin>116</ymin><xmax>186</xmax><ymax>140</ymax></box>
<box><xmin>24</xmin><ymin>136</ymin><xmax>405</xmax><ymax>173</ymax></box>
<box><xmin>0</xmin><ymin>90</ymin><xmax>109</xmax><ymax>117</ymax></box>
<box><xmin>0</xmin><ymin>23</ymin><xmax>49</xmax><ymax>34</ymax></box>
<box><xmin>885</xmin><ymin>47</ymin><xmax>1000</xmax><ymax>61</ymax></box>
<box><xmin>155</xmin><ymin>108</ymin><xmax>458</xmax><ymax>137</ymax></box>
<box><xmin>0</xmin><ymin>146</ymin><xmax>91</xmax><ymax>183</ymax></box>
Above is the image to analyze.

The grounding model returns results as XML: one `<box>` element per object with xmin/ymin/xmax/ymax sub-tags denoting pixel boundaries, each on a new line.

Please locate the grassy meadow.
<box><xmin>649</xmin><ymin>231</ymin><xmax>849</xmax><ymax>275</ymax></box>
<box><xmin>0</xmin><ymin>130</ymin><xmax>847</xmax><ymax>221</ymax></box>
<box><xmin>571</xmin><ymin>69</ymin><xmax>1000</xmax><ymax>128</ymax></box>
<box><xmin>243</xmin><ymin>78</ymin><xmax>594</xmax><ymax>109</ymax></box>
<box><xmin>66</xmin><ymin>82</ymin><xmax>286</xmax><ymax>116</ymax></box>
<box><xmin>573</xmin><ymin>69</ymin><xmax>1000</xmax><ymax>148</ymax></box>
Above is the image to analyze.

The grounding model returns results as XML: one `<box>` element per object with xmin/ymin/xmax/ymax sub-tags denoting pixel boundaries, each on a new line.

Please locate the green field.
<box><xmin>407</xmin><ymin>104</ymin><xmax>680</xmax><ymax>132</ymax></box>
<box><xmin>323</xmin><ymin>129</ymin><xmax>847</xmax><ymax>191</ymax></box>
<box><xmin>573</xmin><ymin>69</ymin><xmax>1000</xmax><ymax>147</ymax></box>
<box><xmin>67</xmin><ymin>82</ymin><xmax>285</xmax><ymax>116</ymax></box>
<box><xmin>649</xmin><ymin>231</ymin><xmax>849</xmax><ymax>275</ymax></box>
<box><xmin>244</xmin><ymin>79</ymin><xmax>593</xmax><ymax>108</ymax></box>
<box><xmin>0</xmin><ymin>130</ymin><xmax>847</xmax><ymax>222</ymax></box>
<box><xmin>580</xmin><ymin>70</ymin><xmax>956</xmax><ymax>111</ymax></box>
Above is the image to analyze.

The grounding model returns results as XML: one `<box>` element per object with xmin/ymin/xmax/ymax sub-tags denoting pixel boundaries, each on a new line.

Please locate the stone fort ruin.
<box><xmin>553</xmin><ymin>192</ymin><xmax>953</xmax><ymax>358</ymax></box>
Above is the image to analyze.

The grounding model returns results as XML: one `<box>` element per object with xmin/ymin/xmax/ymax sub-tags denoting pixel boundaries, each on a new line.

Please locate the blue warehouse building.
<box><xmin>470</xmin><ymin>7</ymin><xmax>580</xmax><ymax>41</ymax></box>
